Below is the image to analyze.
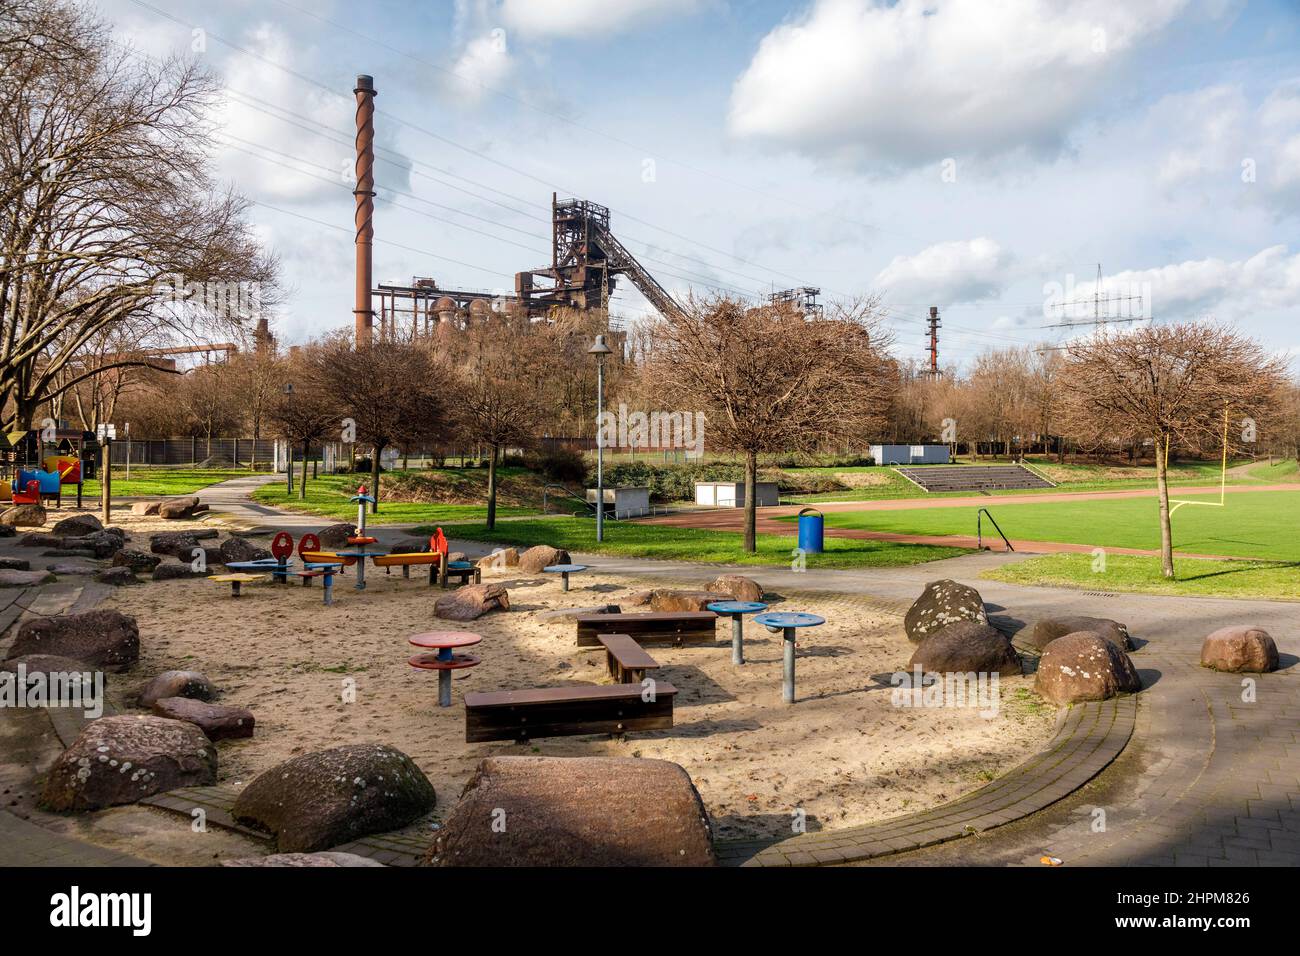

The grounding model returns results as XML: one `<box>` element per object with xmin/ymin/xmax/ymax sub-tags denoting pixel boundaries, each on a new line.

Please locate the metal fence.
<box><xmin>110</xmin><ymin>438</ymin><xmax>282</xmax><ymax>467</ymax></box>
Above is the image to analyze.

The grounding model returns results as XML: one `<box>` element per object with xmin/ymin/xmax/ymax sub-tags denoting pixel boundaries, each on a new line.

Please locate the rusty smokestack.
<box><xmin>353</xmin><ymin>74</ymin><xmax>377</xmax><ymax>347</ymax></box>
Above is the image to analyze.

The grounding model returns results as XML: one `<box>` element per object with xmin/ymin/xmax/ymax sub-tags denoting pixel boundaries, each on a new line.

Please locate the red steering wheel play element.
<box><xmin>298</xmin><ymin>533</ymin><xmax>320</xmax><ymax>557</ymax></box>
<box><xmin>271</xmin><ymin>531</ymin><xmax>294</xmax><ymax>561</ymax></box>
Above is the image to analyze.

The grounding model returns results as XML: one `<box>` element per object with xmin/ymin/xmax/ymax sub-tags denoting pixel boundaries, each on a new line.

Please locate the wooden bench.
<box><xmin>441</xmin><ymin>562</ymin><xmax>481</xmax><ymax>589</ymax></box>
<box><xmin>598</xmin><ymin>633</ymin><xmax>661</xmax><ymax>684</ymax></box>
<box><xmin>372</xmin><ymin>552</ymin><xmax>441</xmax><ymax>584</ymax></box>
<box><xmin>465</xmin><ymin>682</ymin><xmax>676</xmax><ymax>743</ymax></box>
<box><xmin>575</xmin><ymin>611</ymin><xmax>717</xmax><ymax>647</ymax></box>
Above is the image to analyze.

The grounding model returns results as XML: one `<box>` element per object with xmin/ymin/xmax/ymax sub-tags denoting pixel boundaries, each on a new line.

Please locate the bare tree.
<box><xmin>318</xmin><ymin>338</ymin><xmax>453</xmax><ymax>512</ymax></box>
<box><xmin>1059</xmin><ymin>322</ymin><xmax>1286</xmax><ymax>578</ymax></box>
<box><xmin>266</xmin><ymin>347</ymin><xmax>332</xmax><ymax>499</ymax></box>
<box><xmin>0</xmin><ymin>1</ymin><xmax>277</xmax><ymax>430</ymax></box>
<box><xmin>646</xmin><ymin>295</ymin><xmax>893</xmax><ymax>551</ymax></box>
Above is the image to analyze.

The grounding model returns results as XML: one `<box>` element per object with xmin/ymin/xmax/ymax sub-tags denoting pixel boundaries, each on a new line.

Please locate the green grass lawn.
<box><xmin>253</xmin><ymin>472</ymin><xmax>540</xmax><ymax>526</ymax></box>
<box><xmin>82</xmin><ymin>468</ymin><xmax>264</xmax><ymax>498</ymax></box>
<box><xmin>426</xmin><ymin>516</ymin><xmax>970</xmax><ymax>569</ymax></box>
<box><xmin>788</xmin><ymin>489</ymin><xmax>1300</xmax><ymax>561</ymax></box>
<box><xmin>983</xmin><ymin>553</ymin><xmax>1300</xmax><ymax>601</ymax></box>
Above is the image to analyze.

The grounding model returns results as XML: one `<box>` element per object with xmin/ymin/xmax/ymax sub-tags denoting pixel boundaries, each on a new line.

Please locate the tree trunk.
<box><xmin>370</xmin><ymin>443</ymin><xmax>382</xmax><ymax>513</ymax></box>
<box><xmin>299</xmin><ymin>439</ymin><xmax>309</xmax><ymax>499</ymax></box>
<box><xmin>1155</xmin><ymin>434</ymin><xmax>1175</xmax><ymax>579</ymax></box>
<box><xmin>743</xmin><ymin>449</ymin><xmax>758</xmax><ymax>553</ymax></box>
<box><xmin>486</xmin><ymin>443</ymin><xmax>499</xmax><ymax>530</ymax></box>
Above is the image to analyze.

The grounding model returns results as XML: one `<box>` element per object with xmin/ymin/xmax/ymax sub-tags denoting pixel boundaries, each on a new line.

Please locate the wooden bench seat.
<box><xmin>598</xmin><ymin>633</ymin><xmax>661</xmax><ymax>683</ymax></box>
<box><xmin>575</xmin><ymin>611</ymin><xmax>717</xmax><ymax>647</ymax></box>
<box><xmin>465</xmin><ymin>682</ymin><xmax>677</xmax><ymax>743</ymax></box>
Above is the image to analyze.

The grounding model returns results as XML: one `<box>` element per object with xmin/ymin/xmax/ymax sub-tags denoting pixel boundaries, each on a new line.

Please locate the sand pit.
<box><xmin>98</xmin><ymin>537</ymin><xmax>1058</xmax><ymax>843</ymax></box>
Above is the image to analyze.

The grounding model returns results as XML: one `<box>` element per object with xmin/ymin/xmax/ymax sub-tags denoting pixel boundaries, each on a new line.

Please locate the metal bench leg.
<box><xmin>402</xmin><ymin>565</ymin><xmax>410</xmax><ymax>579</ymax></box>
<box><xmin>323</xmin><ymin>576</ymin><xmax>334</xmax><ymax>606</ymax></box>
<box><xmin>731</xmin><ymin>614</ymin><xmax>745</xmax><ymax>665</ymax></box>
<box><xmin>438</xmin><ymin>670</ymin><xmax>452</xmax><ymax>708</ymax></box>
<box><xmin>230</xmin><ymin>581</ymin><xmax>242</xmax><ymax>598</ymax></box>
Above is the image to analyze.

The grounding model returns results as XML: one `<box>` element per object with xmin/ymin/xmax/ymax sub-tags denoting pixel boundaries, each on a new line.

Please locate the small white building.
<box><xmin>694</xmin><ymin>480</ymin><xmax>780</xmax><ymax>508</ymax></box>
<box><xmin>586</xmin><ymin>486</ymin><xmax>651</xmax><ymax>518</ymax></box>
<box><xmin>869</xmin><ymin>443</ymin><xmax>951</xmax><ymax>466</ymax></box>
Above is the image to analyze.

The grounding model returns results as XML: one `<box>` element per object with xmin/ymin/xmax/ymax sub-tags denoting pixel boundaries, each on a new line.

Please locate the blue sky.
<box><xmin>101</xmin><ymin>0</ymin><xmax>1300</xmax><ymax>370</ymax></box>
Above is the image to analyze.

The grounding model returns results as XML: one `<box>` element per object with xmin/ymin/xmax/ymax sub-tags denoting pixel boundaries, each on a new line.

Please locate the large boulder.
<box><xmin>131</xmin><ymin>501</ymin><xmax>161</xmax><ymax>516</ymax></box>
<box><xmin>158</xmin><ymin>496</ymin><xmax>200</xmax><ymax>519</ymax></box>
<box><xmin>434</xmin><ymin>583</ymin><xmax>510</xmax><ymax>621</ymax></box>
<box><xmin>222</xmin><ymin>852</ymin><xmax>385</xmax><ymax>867</ymax></box>
<box><xmin>476</xmin><ymin>547</ymin><xmax>520</xmax><ymax>571</ymax></box>
<box><xmin>1035</xmin><ymin>632</ymin><xmax>1142</xmax><ymax>705</ymax></box>
<box><xmin>904</xmin><ymin>579</ymin><xmax>988</xmax><ymax>643</ymax></box>
<box><xmin>18</xmin><ymin>532</ymin><xmax>57</xmax><ymax>547</ymax></box>
<box><xmin>317</xmin><ymin>523</ymin><xmax>356</xmax><ymax>548</ymax></box>
<box><xmin>0</xmin><ymin>504</ymin><xmax>47</xmax><ymax>527</ymax></box>
<box><xmin>907</xmin><ymin>621</ymin><xmax>1022</xmax><ymax>676</ymax></box>
<box><xmin>138</xmin><ymin>670</ymin><xmax>217</xmax><ymax>707</ymax></box>
<box><xmin>649</xmin><ymin>589</ymin><xmax>732</xmax><ymax>612</ymax></box>
<box><xmin>60</xmin><ymin>531</ymin><xmax>122</xmax><ymax>559</ymax></box>
<box><xmin>0</xmin><ymin>523</ymin><xmax>13</xmax><ymax>537</ymax></box>
<box><xmin>1200</xmin><ymin>625</ymin><xmax>1279</xmax><ymax>673</ymax></box>
<box><xmin>219</xmin><ymin>535</ymin><xmax>272</xmax><ymax>564</ymax></box>
<box><xmin>112</xmin><ymin>549</ymin><xmax>162</xmax><ymax>573</ymax></box>
<box><xmin>426</xmin><ymin>756</ymin><xmax>715</xmax><ymax>867</ymax></box>
<box><xmin>152</xmin><ymin>561</ymin><xmax>211</xmax><ymax>581</ymax></box>
<box><xmin>149</xmin><ymin>531</ymin><xmax>200</xmax><ymax>557</ymax></box>
<box><xmin>231</xmin><ymin>744</ymin><xmax>436</xmax><ymax>853</ymax></box>
<box><xmin>151</xmin><ymin>697</ymin><xmax>254</xmax><ymax>741</ymax></box>
<box><xmin>41</xmin><ymin>715</ymin><xmax>217</xmax><ymax>811</ymax></box>
<box><xmin>1028</xmin><ymin>616</ymin><xmax>1133</xmax><ymax>652</ymax></box>
<box><xmin>0</xmin><ymin>569</ymin><xmax>56</xmax><ymax>588</ymax></box>
<box><xmin>8</xmin><ymin>610</ymin><xmax>139</xmax><ymax>669</ymax></box>
<box><xmin>518</xmin><ymin>545</ymin><xmax>571</xmax><ymax>574</ymax></box>
<box><xmin>51</xmin><ymin>513</ymin><xmax>103</xmax><ymax>538</ymax></box>
<box><xmin>705</xmin><ymin>574</ymin><xmax>765</xmax><ymax>602</ymax></box>
<box><xmin>1</xmin><ymin>654</ymin><xmax>105</xmax><ymax>701</ymax></box>
<box><xmin>93</xmin><ymin>567</ymin><xmax>138</xmax><ymax>587</ymax></box>
<box><xmin>0</xmin><ymin>558</ymin><xmax>31</xmax><ymax>571</ymax></box>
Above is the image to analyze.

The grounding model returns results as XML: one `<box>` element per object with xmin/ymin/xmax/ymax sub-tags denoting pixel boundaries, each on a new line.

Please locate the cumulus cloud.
<box><xmin>1100</xmin><ymin>245</ymin><xmax>1300</xmax><ymax>322</ymax></box>
<box><xmin>874</xmin><ymin>238</ymin><xmax>1013</xmax><ymax>305</ymax></box>
<box><xmin>499</xmin><ymin>0</ymin><xmax>703</xmax><ymax>40</ymax></box>
<box><xmin>728</xmin><ymin>0</ymin><xmax>1193</xmax><ymax>169</ymax></box>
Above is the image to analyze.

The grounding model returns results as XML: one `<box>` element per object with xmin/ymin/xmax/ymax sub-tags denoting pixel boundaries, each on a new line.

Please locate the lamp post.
<box><xmin>282</xmin><ymin>382</ymin><xmax>294</xmax><ymax>493</ymax></box>
<box><xmin>588</xmin><ymin>334</ymin><xmax>613</xmax><ymax>543</ymax></box>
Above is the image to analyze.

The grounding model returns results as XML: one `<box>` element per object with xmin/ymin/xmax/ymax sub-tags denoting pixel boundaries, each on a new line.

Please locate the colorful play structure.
<box><xmin>0</xmin><ymin>428</ymin><xmax>95</xmax><ymax>508</ymax></box>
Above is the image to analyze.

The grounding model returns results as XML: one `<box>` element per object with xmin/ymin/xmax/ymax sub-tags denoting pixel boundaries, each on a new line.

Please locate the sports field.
<box><xmin>793</xmin><ymin>489</ymin><xmax>1300</xmax><ymax>561</ymax></box>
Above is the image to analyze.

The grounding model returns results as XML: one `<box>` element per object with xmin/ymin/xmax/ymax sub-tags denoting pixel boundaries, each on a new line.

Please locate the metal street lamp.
<box><xmin>588</xmin><ymin>334</ymin><xmax>613</xmax><ymax>543</ymax></box>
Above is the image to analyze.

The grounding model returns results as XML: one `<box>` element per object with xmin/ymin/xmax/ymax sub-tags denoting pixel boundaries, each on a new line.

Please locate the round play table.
<box><xmin>753</xmin><ymin>611</ymin><xmax>825</xmax><ymax>704</ymax></box>
<box><xmin>334</xmin><ymin>549</ymin><xmax>388</xmax><ymax>591</ymax></box>
<box><xmin>408</xmin><ymin>631</ymin><xmax>482</xmax><ymax>707</ymax></box>
<box><xmin>707</xmin><ymin>600</ymin><xmax>769</xmax><ymax>665</ymax></box>
<box><xmin>543</xmin><ymin>563</ymin><xmax>588</xmax><ymax>592</ymax></box>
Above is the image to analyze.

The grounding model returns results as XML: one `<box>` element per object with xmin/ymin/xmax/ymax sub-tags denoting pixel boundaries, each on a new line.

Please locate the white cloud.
<box><xmin>1098</xmin><ymin>245</ymin><xmax>1300</xmax><ymax>321</ymax></box>
<box><xmin>445</xmin><ymin>30</ymin><xmax>515</xmax><ymax>104</ymax></box>
<box><xmin>874</xmin><ymin>238</ymin><xmax>1013</xmax><ymax>305</ymax></box>
<box><xmin>499</xmin><ymin>0</ymin><xmax>702</xmax><ymax>40</ymax></box>
<box><xmin>728</xmin><ymin>0</ymin><xmax>1192</xmax><ymax>169</ymax></box>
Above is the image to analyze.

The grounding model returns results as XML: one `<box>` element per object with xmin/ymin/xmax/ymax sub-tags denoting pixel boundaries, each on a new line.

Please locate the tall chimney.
<box><xmin>353</xmin><ymin>74</ymin><xmax>377</xmax><ymax>347</ymax></box>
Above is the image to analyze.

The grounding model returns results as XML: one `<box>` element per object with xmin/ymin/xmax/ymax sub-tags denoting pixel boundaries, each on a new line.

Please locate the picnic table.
<box><xmin>333</xmin><ymin>548</ymin><xmax>388</xmax><ymax>591</ymax></box>
<box><xmin>707</xmin><ymin>600</ymin><xmax>769</xmax><ymax>665</ymax></box>
<box><xmin>754</xmin><ymin>611</ymin><xmax>825</xmax><ymax>704</ymax></box>
<box><xmin>408</xmin><ymin>631</ymin><xmax>482</xmax><ymax>707</ymax></box>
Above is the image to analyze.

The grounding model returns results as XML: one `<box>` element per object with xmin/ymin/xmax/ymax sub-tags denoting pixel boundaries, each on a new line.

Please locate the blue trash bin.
<box><xmin>796</xmin><ymin>507</ymin><xmax>824</xmax><ymax>554</ymax></box>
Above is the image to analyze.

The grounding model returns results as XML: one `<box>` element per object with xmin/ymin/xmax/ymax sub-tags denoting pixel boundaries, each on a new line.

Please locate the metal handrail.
<box><xmin>976</xmin><ymin>508</ymin><xmax>1014</xmax><ymax>552</ymax></box>
<box><xmin>1017</xmin><ymin>460</ymin><xmax>1058</xmax><ymax>487</ymax></box>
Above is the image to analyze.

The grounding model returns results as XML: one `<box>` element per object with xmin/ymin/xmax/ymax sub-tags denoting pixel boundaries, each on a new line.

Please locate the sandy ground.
<box><xmin>86</xmin><ymin>523</ymin><xmax>1058</xmax><ymax>843</ymax></box>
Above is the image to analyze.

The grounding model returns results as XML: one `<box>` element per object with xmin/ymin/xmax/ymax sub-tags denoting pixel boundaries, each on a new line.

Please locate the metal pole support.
<box><xmin>438</xmin><ymin>670</ymin><xmax>452</xmax><ymax>708</ymax></box>
<box><xmin>782</xmin><ymin>627</ymin><xmax>796</xmax><ymax>704</ymax></box>
<box><xmin>731</xmin><ymin>615</ymin><xmax>744</xmax><ymax>665</ymax></box>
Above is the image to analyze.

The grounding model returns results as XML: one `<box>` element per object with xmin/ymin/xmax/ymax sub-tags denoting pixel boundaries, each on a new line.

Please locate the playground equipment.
<box><xmin>543</xmin><ymin>563</ymin><xmax>588</xmax><ymax>592</ymax></box>
<box><xmin>754</xmin><ymin>611</ymin><xmax>825</xmax><ymax>704</ymax></box>
<box><xmin>210</xmin><ymin>572</ymin><xmax>266</xmax><ymax>598</ymax></box>
<box><xmin>349</xmin><ymin>486</ymin><xmax>377</xmax><ymax>543</ymax></box>
<box><xmin>707</xmin><ymin>600</ymin><xmax>769</xmax><ymax>665</ymax></box>
<box><xmin>976</xmin><ymin>508</ymin><xmax>1014</xmax><ymax>552</ymax></box>
<box><xmin>408</xmin><ymin>631</ymin><xmax>482</xmax><ymax>707</ymax></box>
